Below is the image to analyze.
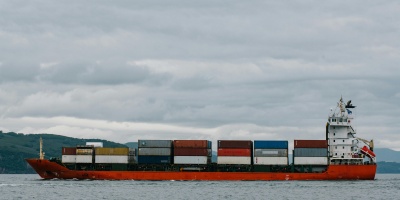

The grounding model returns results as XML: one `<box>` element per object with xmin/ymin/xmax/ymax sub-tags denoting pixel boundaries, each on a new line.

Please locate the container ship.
<box><xmin>26</xmin><ymin>97</ymin><xmax>377</xmax><ymax>180</ymax></box>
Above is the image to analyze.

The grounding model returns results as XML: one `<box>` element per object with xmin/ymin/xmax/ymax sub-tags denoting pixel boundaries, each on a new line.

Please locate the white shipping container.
<box><xmin>294</xmin><ymin>157</ymin><xmax>328</xmax><ymax>165</ymax></box>
<box><xmin>253</xmin><ymin>157</ymin><xmax>288</xmax><ymax>165</ymax></box>
<box><xmin>95</xmin><ymin>155</ymin><xmax>129</xmax><ymax>164</ymax></box>
<box><xmin>174</xmin><ymin>156</ymin><xmax>208</xmax><ymax>164</ymax></box>
<box><xmin>86</xmin><ymin>142</ymin><xmax>103</xmax><ymax>147</ymax></box>
<box><xmin>62</xmin><ymin>155</ymin><xmax>76</xmax><ymax>163</ymax></box>
<box><xmin>76</xmin><ymin>155</ymin><xmax>93</xmax><ymax>163</ymax></box>
<box><xmin>217</xmin><ymin>156</ymin><xmax>251</xmax><ymax>165</ymax></box>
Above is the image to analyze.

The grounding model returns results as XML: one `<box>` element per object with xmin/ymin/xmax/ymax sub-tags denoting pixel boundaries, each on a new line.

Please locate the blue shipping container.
<box><xmin>137</xmin><ymin>156</ymin><xmax>171</xmax><ymax>164</ymax></box>
<box><xmin>207</xmin><ymin>141</ymin><xmax>212</xmax><ymax>149</ymax></box>
<box><xmin>254</xmin><ymin>141</ymin><xmax>288</xmax><ymax>149</ymax></box>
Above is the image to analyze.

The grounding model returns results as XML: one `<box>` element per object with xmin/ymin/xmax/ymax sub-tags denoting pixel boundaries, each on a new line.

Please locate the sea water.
<box><xmin>0</xmin><ymin>174</ymin><xmax>399</xmax><ymax>200</ymax></box>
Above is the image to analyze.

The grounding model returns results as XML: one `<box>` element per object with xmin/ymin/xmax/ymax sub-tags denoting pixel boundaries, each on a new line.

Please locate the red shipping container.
<box><xmin>218</xmin><ymin>148</ymin><xmax>251</xmax><ymax>157</ymax></box>
<box><xmin>294</xmin><ymin>140</ymin><xmax>328</xmax><ymax>148</ymax></box>
<box><xmin>173</xmin><ymin>140</ymin><xmax>208</xmax><ymax>148</ymax></box>
<box><xmin>62</xmin><ymin>147</ymin><xmax>77</xmax><ymax>155</ymax></box>
<box><xmin>174</xmin><ymin>148</ymin><xmax>209</xmax><ymax>156</ymax></box>
<box><xmin>218</xmin><ymin>140</ymin><xmax>252</xmax><ymax>149</ymax></box>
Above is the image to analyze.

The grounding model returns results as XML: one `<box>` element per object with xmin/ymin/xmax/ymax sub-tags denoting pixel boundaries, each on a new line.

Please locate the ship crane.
<box><xmin>356</xmin><ymin>137</ymin><xmax>375</xmax><ymax>163</ymax></box>
<box><xmin>356</xmin><ymin>137</ymin><xmax>374</xmax><ymax>151</ymax></box>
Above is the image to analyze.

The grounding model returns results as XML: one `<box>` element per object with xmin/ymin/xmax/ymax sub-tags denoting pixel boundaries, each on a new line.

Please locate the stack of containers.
<box><xmin>294</xmin><ymin>140</ymin><xmax>328</xmax><ymax>165</ymax></box>
<box><xmin>94</xmin><ymin>147</ymin><xmax>129</xmax><ymax>164</ymax></box>
<box><xmin>61</xmin><ymin>147</ymin><xmax>76</xmax><ymax>163</ymax></box>
<box><xmin>138</xmin><ymin>140</ymin><xmax>172</xmax><ymax>164</ymax></box>
<box><xmin>173</xmin><ymin>140</ymin><xmax>211</xmax><ymax>164</ymax></box>
<box><xmin>253</xmin><ymin>141</ymin><xmax>288</xmax><ymax>165</ymax></box>
<box><xmin>75</xmin><ymin>146</ymin><xmax>94</xmax><ymax>164</ymax></box>
<box><xmin>217</xmin><ymin>140</ymin><xmax>252</xmax><ymax>165</ymax></box>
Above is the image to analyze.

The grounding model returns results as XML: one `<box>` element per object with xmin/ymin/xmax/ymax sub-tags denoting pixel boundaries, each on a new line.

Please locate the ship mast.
<box><xmin>39</xmin><ymin>137</ymin><xmax>45</xmax><ymax>160</ymax></box>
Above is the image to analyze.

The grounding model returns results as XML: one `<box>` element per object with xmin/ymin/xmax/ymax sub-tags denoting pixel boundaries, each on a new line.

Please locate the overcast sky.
<box><xmin>1</xmin><ymin>1</ymin><xmax>399</xmax><ymax>150</ymax></box>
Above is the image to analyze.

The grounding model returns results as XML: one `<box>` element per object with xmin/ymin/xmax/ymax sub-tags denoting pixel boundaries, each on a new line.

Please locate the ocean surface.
<box><xmin>1</xmin><ymin>174</ymin><xmax>399</xmax><ymax>200</ymax></box>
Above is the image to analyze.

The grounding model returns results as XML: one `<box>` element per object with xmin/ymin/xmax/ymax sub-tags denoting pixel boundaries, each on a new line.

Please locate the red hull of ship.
<box><xmin>26</xmin><ymin>159</ymin><xmax>376</xmax><ymax>181</ymax></box>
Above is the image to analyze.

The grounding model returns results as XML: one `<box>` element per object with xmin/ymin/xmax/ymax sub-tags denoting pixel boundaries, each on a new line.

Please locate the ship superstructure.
<box><xmin>327</xmin><ymin>97</ymin><xmax>376</xmax><ymax>165</ymax></box>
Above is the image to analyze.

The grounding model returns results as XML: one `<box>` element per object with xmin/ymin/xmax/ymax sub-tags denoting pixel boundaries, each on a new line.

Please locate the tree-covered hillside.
<box><xmin>0</xmin><ymin>131</ymin><xmax>126</xmax><ymax>174</ymax></box>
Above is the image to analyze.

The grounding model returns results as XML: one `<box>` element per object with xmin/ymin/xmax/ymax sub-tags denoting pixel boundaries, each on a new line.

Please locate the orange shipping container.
<box><xmin>218</xmin><ymin>148</ymin><xmax>251</xmax><ymax>157</ymax></box>
<box><xmin>62</xmin><ymin>147</ymin><xmax>76</xmax><ymax>155</ymax></box>
<box><xmin>173</xmin><ymin>140</ymin><xmax>208</xmax><ymax>148</ymax></box>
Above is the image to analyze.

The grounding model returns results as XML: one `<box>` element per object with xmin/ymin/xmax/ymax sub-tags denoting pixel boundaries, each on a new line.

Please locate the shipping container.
<box><xmin>138</xmin><ymin>148</ymin><xmax>171</xmax><ymax>156</ymax></box>
<box><xmin>253</xmin><ymin>157</ymin><xmax>288</xmax><ymax>165</ymax></box>
<box><xmin>294</xmin><ymin>148</ymin><xmax>328</xmax><ymax>157</ymax></box>
<box><xmin>76</xmin><ymin>148</ymin><xmax>93</xmax><ymax>155</ymax></box>
<box><xmin>86</xmin><ymin>142</ymin><xmax>103</xmax><ymax>147</ymax></box>
<box><xmin>254</xmin><ymin>149</ymin><xmax>288</xmax><ymax>157</ymax></box>
<box><xmin>294</xmin><ymin>157</ymin><xmax>328</xmax><ymax>165</ymax></box>
<box><xmin>95</xmin><ymin>147</ymin><xmax>129</xmax><ymax>155</ymax></box>
<box><xmin>61</xmin><ymin>155</ymin><xmax>76</xmax><ymax>163</ymax></box>
<box><xmin>137</xmin><ymin>156</ymin><xmax>171</xmax><ymax>164</ymax></box>
<box><xmin>218</xmin><ymin>140</ymin><xmax>252</xmax><ymax>149</ymax></box>
<box><xmin>217</xmin><ymin>148</ymin><xmax>251</xmax><ymax>157</ymax></box>
<box><xmin>173</xmin><ymin>156</ymin><xmax>209</xmax><ymax>164</ymax></box>
<box><xmin>217</xmin><ymin>156</ymin><xmax>251</xmax><ymax>165</ymax></box>
<box><xmin>138</xmin><ymin>140</ymin><xmax>172</xmax><ymax>148</ymax></box>
<box><xmin>95</xmin><ymin>155</ymin><xmax>129</xmax><ymax>164</ymax></box>
<box><xmin>174</xmin><ymin>148</ymin><xmax>209</xmax><ymax>156</ymax></box>
<box><xmin>75</xmin><ymin>155</ymin><xmax>93</xmax><ymax>163</ymax></box>
<box><xmin>208</xmin><ymin>141</ymin><xmax>212</xmax><ymax>149</ymax></box>
<box><xmin>62</xmin><ymin>147</ymin><xmax>76</xmax><ymax>155</ymax></box>
<box><xmin>254</xmin><ymin>140</ymin><xmax>288</xmax><ymax>149</ymax></box>
<box><xmin>294</xmin><ymin>140</ymin><xmax>328</xmax><ymax>148</ymax></box>
<box><xmin>173</xmin><ymin>140</ymin><xmax>208</xmax><ymax>148</ymax></box>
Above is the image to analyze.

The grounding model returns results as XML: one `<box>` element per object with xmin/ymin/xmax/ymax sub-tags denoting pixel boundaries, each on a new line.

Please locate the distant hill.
<box><xmin>0</xmin><ymin>131</ymin><xmax>126</xmax><ymax>174</ymax></box>
<box><xmin>373</xmin><ymin>148</ymin><xmax>400</xmax><ymax>163</ymax></box>
<box><xmin>125</xmin><ymin>142</ymin><xmax>138</xmax><ymax>149</ymax></box>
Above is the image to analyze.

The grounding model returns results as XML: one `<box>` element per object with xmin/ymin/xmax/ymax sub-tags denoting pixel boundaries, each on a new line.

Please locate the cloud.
<box><xmin>0</xmin><ymin>0</ymin><xmax>399</xmax><ymax>150</ymax></box>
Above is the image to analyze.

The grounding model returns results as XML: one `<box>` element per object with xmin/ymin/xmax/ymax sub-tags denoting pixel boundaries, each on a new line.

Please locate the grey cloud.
<box><xmin>1</xmin><ymin>0</ymin><xmax>399</xmax><ymax>149</ymax></box>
